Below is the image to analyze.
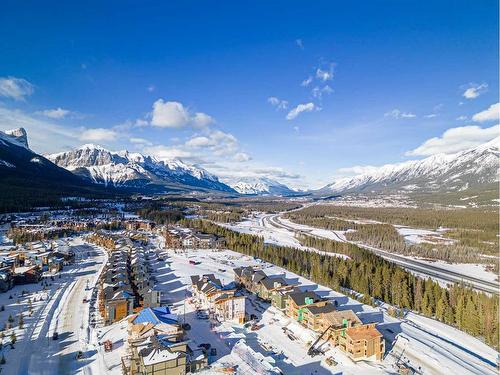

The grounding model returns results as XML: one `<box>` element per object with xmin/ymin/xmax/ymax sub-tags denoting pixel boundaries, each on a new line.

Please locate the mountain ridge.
<box><xmin>47</xmin><ymin>144</ymin><xmax>235</xmax><ymax>193</ymax></box>
<box><xmin>228</xmin><ymin>177</ymin><xmax>297</xmax><ymax>196</ymax></box>
<box><xmin>318</xmin><ymin>137</ymin><xmax>499</xmax><ymax>195</ymax></box>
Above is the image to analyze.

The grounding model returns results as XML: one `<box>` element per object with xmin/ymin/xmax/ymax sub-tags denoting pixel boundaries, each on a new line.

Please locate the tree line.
<box><xmin>285</xmin><ymin>208</ymin><xmax>499</xmax><ymax>264</ymax></box>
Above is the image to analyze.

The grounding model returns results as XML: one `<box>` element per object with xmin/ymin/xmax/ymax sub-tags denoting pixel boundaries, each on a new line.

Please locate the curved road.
<box><xmin>264</xmin><ymin>213</ymin><xmax>500</xmax><ymax>295</ymax></box>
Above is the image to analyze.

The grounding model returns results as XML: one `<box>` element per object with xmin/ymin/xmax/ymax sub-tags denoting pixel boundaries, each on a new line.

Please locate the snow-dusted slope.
<box><xmin>3</xmin><ymin>127</ymin><xmax>29</xmax><ymax>148</ymax></box>
<box><xmin>229</xmin><ymin>177</ymin><xmax>296</xmax><ymax>195</ymax></box>
<box><xmin>320</xmin><ymin>137</ymin><xmax>499</xmax><ymax>194</ymax></box>
<box><xmin>47</xmin><ymin>144</ymin><xmax>235</xmax><ymax>193</ymax></box>
<box><xmin>0</xmin><ymin>128</ymin><xmax>88</xmax><ymax>190</ymax></box>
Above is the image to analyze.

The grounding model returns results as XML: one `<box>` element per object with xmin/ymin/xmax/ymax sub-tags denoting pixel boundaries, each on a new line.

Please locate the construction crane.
<box><xmin>307</xmin><ymin>325</ymin><xmax>333</xmax><ymax>357</ymax></box>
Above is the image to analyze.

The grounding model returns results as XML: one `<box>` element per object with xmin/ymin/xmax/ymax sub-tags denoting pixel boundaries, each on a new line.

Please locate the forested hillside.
<box><xmin>285</xmin><ymin>206</ymin><xmax>499</xmax><ymax>265</ymax></box>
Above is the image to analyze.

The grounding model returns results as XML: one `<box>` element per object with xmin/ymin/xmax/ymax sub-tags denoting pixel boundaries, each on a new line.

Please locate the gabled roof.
<box><xmin>252</xmin><ymin>270</ymin><xmax>267</xmax><ymax>284</ymax></box>
<box><xmin>260</xmin><ymin>277</ymin><xmax>288</xmax><ymax>290</ymax></box>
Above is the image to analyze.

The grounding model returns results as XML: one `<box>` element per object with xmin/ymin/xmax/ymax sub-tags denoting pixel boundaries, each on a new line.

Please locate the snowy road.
<box><xmin>6</xmin><ymin>238</ymin><xmax>106</xmax><ymax>375</ymax></box>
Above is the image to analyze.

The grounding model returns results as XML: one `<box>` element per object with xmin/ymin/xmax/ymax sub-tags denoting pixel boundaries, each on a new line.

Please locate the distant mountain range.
<box><xmin>1</xmin><ymin>127</ymin><xmax>498</xmax><ymax>205</ymax></box>
<box><xmin>318</xmin><ymin>137</ymin><xmax>499</xmax><ymax>195</ymax></box>
<box><xmin>47</xmin><ymin>144</ymin><xmax>235</xmax><ymax>193</ymax></box>
<box><xmin>228</xmin><ymin>177</ymin><xmax>297</xmax><ymax>196</ymax></box>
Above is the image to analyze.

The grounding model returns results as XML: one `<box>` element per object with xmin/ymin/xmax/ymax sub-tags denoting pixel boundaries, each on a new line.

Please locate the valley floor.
<box><xmin>222</xmin><ymin>213</ymin><xmax>499</xmax><ymax>293</ymax></box>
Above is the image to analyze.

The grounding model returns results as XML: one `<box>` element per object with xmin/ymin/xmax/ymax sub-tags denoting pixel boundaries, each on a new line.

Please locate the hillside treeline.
<box><xmin>181</xmin><ymin>218</ymin><xmax>499</xmax><ymax>349</ymax></box>
<box><xmin>285</xmin><ymin>206</ymin><xmax>499</xmax><ymax>263</ymax></box>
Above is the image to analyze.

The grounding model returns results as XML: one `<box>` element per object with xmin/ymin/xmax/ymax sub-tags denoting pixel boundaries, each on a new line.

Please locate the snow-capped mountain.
<box><xmin>229</xmin><ymin>177</ymin><xmax>296</xmax><ymax>196</ymax></box>
<box><xmin>4</xmin><ymin>127</ymin><xmax>29</xmax><ymax>148</ymax></box>
<box><xmin>319</xmin><ymin>137</ymin><xmax>499</xmax><ymax>194</ymax></box>
<box><xmin>47</xmin><ymin>144</ymin><xmax>235</xmax><ymax>193</ymax></box>
<box><xmin>0</xmin><ymin>128</ymin><xmax>94</xmax><ymax>196</ymax></box>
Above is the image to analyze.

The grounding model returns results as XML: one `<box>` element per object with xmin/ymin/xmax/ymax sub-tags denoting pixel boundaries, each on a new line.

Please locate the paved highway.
<box><xmin>263</xmin><ymin>214</ymin><xmax>500</xmax><ymax>295</ymax></box>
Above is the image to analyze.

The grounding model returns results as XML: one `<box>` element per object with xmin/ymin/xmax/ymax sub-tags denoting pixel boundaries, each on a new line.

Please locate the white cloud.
<box><xmin>424</xmin><ymin>113</ymin><xmax>438</xmax><ymax>118</ymax></box>
<box><xmin>135</xmin><ymin>118</ymin><xmax>149</xmax><ymax>127</ymax></box>
<box><xmin>233</xmin><ymin>152</ymin><xmax>251</xmax><ymax>162</ymax></box>
<box><xmin>150</xmin><ymin>100</ymin><xmax>190</xmax><ymax>128</ymax></box>
<box><xmin>147</xmin><ymin>85</ymin><xmax>155</xmax><ymax>92</ymax></box>
<box><xmin>143</xmin><ymin>145</ymin><xmax>192</xmax><ymax>160</ymax></box>
<box><xmin>295</xmin><ymin>39</ymin><xmax>304</xmax><ymax>49</ymax></box>
<box><xmin>336</xmin><ymin>165</ymin><xmax>381</xmax><ymax>176</ymax></box>
<box><xmin>150</xmin><ymin>99</ymin><xmax>215</xmax><ymax>129</ymax></box>
<box><xmin>456</xmin><ymin>115</ymin><xmax>467</xmax><ymax>121</ymax></box>
<box><xmin>286</xmin><ymin>102</ymin><xmax>318</xmax><ymax>120</ymax></box>
<box><xmin>267</xmin><ymin>96</ymin><xmax>288</xmax><ymax>110</ymax></box>
<box><xmin>80</xmin><ymin>128</ymin><xmax>117</xmax><ymax>142</ymax></box>
<box><xmin>301</xmin><ymin>76</ymin><xmax>313</xmax><ymax>87</ymax></box>
<box><xmin>384</xmin><ymin>109</ymin><xmax>416</xmax><ymax>119</ymax></box>
<box><xmin>37</xmin><ymin>108</ymin><xmax>71</xmax><ymax>119</ymax></box>
<box><xmin>0</xmin><ymin>77</ymin><xmax>34</xmax><ymax>101</ymax></box>
<box><xmin>471</xmin><ymin>102</ymin><xmax>499</xmax><ymax>122</ymax></box>
<box><xmin>406</xmin><ymin>124</ymin><xmax>499</xmax><ymax>156</ymax></box>
<box><xmin>185</xmin><ymin>136</ymin><xmax>212</xmax><ymax>148</ymax></box>
<box><xmin>0</xmin><ymin>106</ymin><xmax>81</xmax><ymax>153</ymax></box>
<box><xmin>192</xmin><ymin>112</ymin><xmax>215</xmax><ymax>127</ymax></box>
<box><xmin>129</xmin><ymin>137</ymin><xmax>152</xmax><ymax>146</ymax></box>
<box><xmin>312</xmin><ymin>85</ymin><xmax>333</xmax><ymax>99</ymax></box>
<box><xmin>462</xmin><ymin>83</ymin><xmax>488</xmax><ymax>99</ymax></box>
<box><xmin>252</xmin><ymin>167</ymin><xmax>301</xmax><ymax>179</ymax></box>
<box><xmin>316</xmin><ymin>67</ymin><xmax>333</xmax><ymax>81</ymax></box>
<box><xmin>185</xmin><ymin>129</ymin><xmax>239</xmax><ymax>156</ymax></box>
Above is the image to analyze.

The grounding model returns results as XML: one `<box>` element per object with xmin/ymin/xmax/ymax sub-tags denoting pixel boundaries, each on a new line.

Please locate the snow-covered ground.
<box><xmin>395</xmin><ymin>225</ymin><xmax>454</xmax><ymax>245</ymax></box>
<box><xmin>221</xmin><ymin>214</ymin><xmax>350</xmax><ymax>260</ymax></box>
<box><xmin>0</xmin><ymin>237</ymin><xmax>110</xmax><ymax>375</ymax></box>
<box><xmin>1</xmin><ymin>229</ymin><xmax>496</xmax><ymax>375</ymax></box>
<box><xmin>150</xmin><ymin>244</ymin><xmax>499</xmax><ymax>375</ymax></box>
<box><xmin>247</xmin><ymin>213</ymin><xmax>498</xmax><ymax>289</ymax></box>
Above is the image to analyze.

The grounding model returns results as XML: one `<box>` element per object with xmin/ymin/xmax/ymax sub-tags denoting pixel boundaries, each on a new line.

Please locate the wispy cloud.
<box><xmin>36</xmin><ymin>107</ymin><xmax>73</xmax><ymax>119</ymax></box>
<box><xmin>295</xmin><ymin>39</ymin><xmax>304</xmax><ymax>49</ymax></box>
<box><xmin>0</xmin><ymin>76</ymin><xmax>34</xmax><ymax>101</ymax></box>
<box><xmin>384</xmin><ymin>109</ymin><xmax>416</xmax><ymax>119</ymax></box>
<box><xmin>267</xmin><ymin>96</ymin><xmax>288</xmax><ymax>110</ymax></box>
<box><xmin>301</xmin><ymin>76</ymin><xmax>313</xmax><ymax>87</ymax></box>
<box><xmin>312</xmin><ymin>85</ymin><xmax>333</xmax><ymax>99</ymax></box>
<box><xmin>286</xmin><ymin>102</ymin><xmax>318</xmax><ymax>120</ymax></box>
<box><xmin>462</xmin><ymin>82</ymin><xmax>488</xmax><ymax>99</ymax></box>
<box><xmin>316</xmin><ymin>67</ymin><xmax>333</xmax><ymax>82</ymax></box>
<box><xmin>80</xmin><ymin>128</ymin><xmax>117</xmax><ymax>142</ymax></box>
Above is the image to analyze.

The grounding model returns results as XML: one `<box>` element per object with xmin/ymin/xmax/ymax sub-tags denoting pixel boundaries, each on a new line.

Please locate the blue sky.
<box><xmin>0</xmin><ymin>0</ymin><xmax>498</xmax><ymax>188</ymax></box>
